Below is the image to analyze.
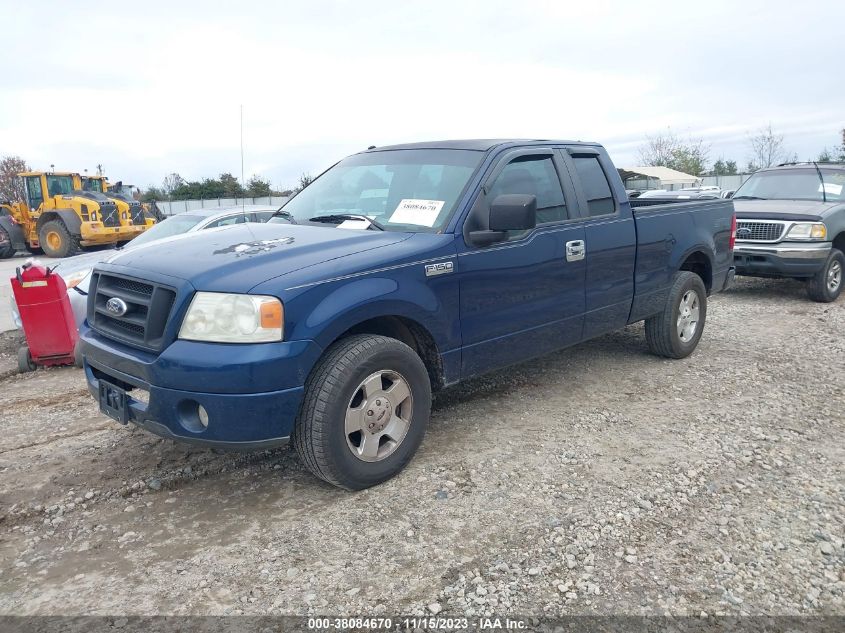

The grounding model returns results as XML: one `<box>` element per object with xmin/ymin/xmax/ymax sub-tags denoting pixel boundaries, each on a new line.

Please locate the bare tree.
<box><xmin>294</xmin><ymin>173</ymin><xmax>314</xmax><ymax>193</ymax></box>
<box><xmin>638</xmin><ymin>129</ymin><xmax>710</xmax><ymax>176</ymax></box>
<box><xmin>747</xmin><ymin>123</ymin><xmax>787</xmax><ymax>170</ymax></box>
<box><xmin>0</xmin><ymin>155</ymin><xmax>30</xmax><ymax>201</ymax></box>
<box><xmin>162</xmin><ymin>172</ymin><xmax>185</xmax><ymax>198</ymax></box>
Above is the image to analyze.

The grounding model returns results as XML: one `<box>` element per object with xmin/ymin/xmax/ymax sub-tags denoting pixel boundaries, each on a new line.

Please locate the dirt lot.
<box><xmin>0</xmin><ymin>276</ymin><xmax>842</xmax><ymax>617</ymax></box>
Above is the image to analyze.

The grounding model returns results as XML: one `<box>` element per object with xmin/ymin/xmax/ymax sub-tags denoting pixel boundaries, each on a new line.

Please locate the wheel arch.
<box><xmin>678</xmin><ymin>248</ymin><xmax>713</xmax><ymax>293</ymax></box>
<box><xmin>36</xmin><ymin>210</ymin><xmax>83</xmax><ymax>236</ymax></box>
<box><xmin>832</xmin><ymin>230</ymin><xmax>845</xmax><ymax>254</ymax></box>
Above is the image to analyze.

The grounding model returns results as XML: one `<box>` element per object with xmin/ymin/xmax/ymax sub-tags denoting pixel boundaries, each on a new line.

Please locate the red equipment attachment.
<box><xmin>10</xmin><ymin>262</ymin><xmax>80</xmax><ymax>372</ymax></box>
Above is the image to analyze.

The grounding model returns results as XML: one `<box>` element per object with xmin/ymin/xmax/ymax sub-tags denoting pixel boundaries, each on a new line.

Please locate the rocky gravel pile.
<box><xmin>0</xmin><ymin>276</ymin><xmax>842</xmax><ymax>617</ymax></box>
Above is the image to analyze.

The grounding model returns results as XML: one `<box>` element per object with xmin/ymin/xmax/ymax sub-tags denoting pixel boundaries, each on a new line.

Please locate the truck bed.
<box><xmin>628</xmin><ymin>198</ymin><xmax>735</xmax><ymax>322</ymax></box>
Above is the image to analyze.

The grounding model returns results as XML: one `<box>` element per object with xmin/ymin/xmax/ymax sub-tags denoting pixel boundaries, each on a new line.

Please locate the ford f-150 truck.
<box><xmin>80</xmin><ymin>139</ymin><xmax>736</xmax><ymax>490</ymax></box>
<box><xmin>730</xmin><ymin>162</ymin><xmax>845</xmax><ymax>302</ymax></box>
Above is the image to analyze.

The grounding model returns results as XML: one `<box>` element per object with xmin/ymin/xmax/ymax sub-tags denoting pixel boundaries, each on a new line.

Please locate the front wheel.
<box><xmin>38</xmin><ymin>220</ymin><xmax>81</xmax><ymax>258</ymax></box>
<box><xmin>645</xmin><ymin>271</ymin><xmax>708</xmax><ymax>359</ymax></box>
<box><xmin>806</xmin><ymin>248</ymin><xmax>844</xmax><ymax>303</ymax></box>
<box><xmin>293</xmin><ymin>334</ymin><xmax>431</xmax><ymax>490</ymax></box>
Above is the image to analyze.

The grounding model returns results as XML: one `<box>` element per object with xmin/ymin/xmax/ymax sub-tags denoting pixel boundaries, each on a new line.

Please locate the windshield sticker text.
<box><xmin>389</xmin><ymin>199</ymin><xmax>445</xmax><ymax>227</ymax></box>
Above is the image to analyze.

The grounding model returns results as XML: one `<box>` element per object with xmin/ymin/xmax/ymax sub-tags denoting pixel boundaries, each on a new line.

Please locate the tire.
<box><xmin>38</xmin><ymin>220</ymin><xmax>81</xmax><ymax>258</ymax></box>
<box><xmin>645</xmin><ymin>271</ymin><xmax>708</xmax><ymax>359</ymax></box>
<box><xmin>0</xmin><ymin>226</ymin><xmax>14</xmax><ymax>259</ymax></box>
<box><xmin>17</xmin><ymin>346</ymin><xmax>36</xmax><ymax>373</ymax></box>
<box><xmin>293</xmin><ymin>334</ymin><xmax>431</xmax><ymax>490</ymax></box>
<box><xmin>806</xmin><ymin>248</ymin><xmax>844</xmax><ymax>303</ymax></box>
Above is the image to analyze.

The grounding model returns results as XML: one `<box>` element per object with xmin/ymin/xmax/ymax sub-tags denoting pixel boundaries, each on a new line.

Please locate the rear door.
<box><xmin>458</xmin><ymin>148</ymin><xmax>586</xmax><ymax>377</ymax></box>
<box><xmin>560</xmin><ymin>148</ymin><xmax>636</xmax><ymax>338</ymax></box>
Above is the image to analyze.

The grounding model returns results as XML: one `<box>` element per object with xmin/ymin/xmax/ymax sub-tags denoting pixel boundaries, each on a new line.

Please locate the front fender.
<box><xmin>36</xmin><ymin>210</ymin><xmax>83</xmax><ymax>236</ymax></box>
<box><xmin>283</xmin><ymin>273</ymin><xmax>460</xmax><ymax>353</ymax></box>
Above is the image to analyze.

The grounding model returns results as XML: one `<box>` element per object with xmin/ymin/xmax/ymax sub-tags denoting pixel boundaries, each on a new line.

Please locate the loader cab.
<box><xmin>81</xmin><ymin>175</ymin><xmax>106</xmax><ymax>193</ymax></box>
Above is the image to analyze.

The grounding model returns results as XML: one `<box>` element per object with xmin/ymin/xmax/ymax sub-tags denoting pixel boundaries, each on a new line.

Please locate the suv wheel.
<box><xmin>807</xmin><ymin>248</ymin><xmax>844</xmax><ymax>303</ymax></box>
<box><xmin>645</xmin><ymin>271</ymin><xmax>708</xmax><ymax>359</ymax></box>
<box><xmin>293</xmin><ymin>334</ymin><xmax>431</xmax><ymax>490</ymax></box>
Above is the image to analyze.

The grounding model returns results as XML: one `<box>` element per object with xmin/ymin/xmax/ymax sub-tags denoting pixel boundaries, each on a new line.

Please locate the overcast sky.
<box><xmin>2</xmin><ymin>0</ymin><xmax>843</xmax><ymax>190</ymax></box>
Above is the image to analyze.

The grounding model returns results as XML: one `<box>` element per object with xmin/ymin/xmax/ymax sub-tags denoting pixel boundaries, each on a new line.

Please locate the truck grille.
<box><xmin>99</xmin><ymin>202</ymin><xmax>120</xmax><ymax>228</ymax></box>
<box><xmin>89</xmin><ymin>272</ymin><xmax>176</xmax><ymax>351</ymax></box>
<box><xmin>736</xmin><ymin>220</ymin><xmax>785</xmax><ymax>242</ymax></box>
<box><xmin>130</xmin><ymin>204</ymin><xmax>146</xmax><ymax>225</ymax></box>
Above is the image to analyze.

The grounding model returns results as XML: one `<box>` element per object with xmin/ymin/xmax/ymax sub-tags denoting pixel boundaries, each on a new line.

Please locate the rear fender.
<box><xmin>0</xmin><ymin>215</ymin><xmax>26</xmax><ymax>251</ymax></box>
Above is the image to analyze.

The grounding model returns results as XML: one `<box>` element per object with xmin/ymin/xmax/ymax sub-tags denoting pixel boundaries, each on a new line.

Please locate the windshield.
<box><xmin>280</xmin><ymin>149</ymin><xmax>483</xmax><ymax>231</ymax></box>
<box><xmin>83</xmin><ymin>178</ymin><xmax>104</xmax><ymax>193</ymax></box>
<box><xmin>46</xmin><ymin>175</ymin><xmax>74</xmax><ymax>197</ymax></box>
<box><xmin>734</xmin><ymin>168</ymin><xmax>845</xmax><ymax>202</ymax></box>
<box><xmin>127</xmin><ymin>214</ymin><xmax>204</xmax><ymax>247</ymax></box>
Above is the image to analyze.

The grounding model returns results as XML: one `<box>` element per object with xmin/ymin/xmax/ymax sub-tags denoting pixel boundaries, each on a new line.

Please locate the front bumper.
<box><xmin>79</xmin><ymin>222</ymin><xmax>146</xmax><ymax>246</ymax></box>
<box><xmin>81</xmin><ymin>327</ymin><xmax>323</xmax><ymax>449</ymax></box>
<box><xmin>733</xmin><ymin>241</ymin><xmax>831</xmax><ymax>278</ymax></box>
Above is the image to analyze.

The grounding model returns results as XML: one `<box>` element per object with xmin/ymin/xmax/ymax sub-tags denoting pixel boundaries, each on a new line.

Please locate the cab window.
<box><xmin>25</xmin><ymin>177</ymin><xmax>44</xmax><ymax>209</ymax></box>
<box><xmin>572</xmin><ymin>156</ymin><xmax>615</xmax><ymax>216</ymax></box>
<box><xmin>487</xmin><ymin>155</ymin><xmax>567</xmax><ymax>239</ymax></box>
<box><xmin>46</xmin><ymin>175</ymin><xmax>74</xmax><ymax>197</ymax></box>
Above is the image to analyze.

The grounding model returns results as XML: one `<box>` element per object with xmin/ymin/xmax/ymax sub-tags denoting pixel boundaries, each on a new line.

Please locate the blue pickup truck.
<box><xmin>80</xmin><ymin>140</ymin><xmax>736</xmax><ymax>489</ymax></box>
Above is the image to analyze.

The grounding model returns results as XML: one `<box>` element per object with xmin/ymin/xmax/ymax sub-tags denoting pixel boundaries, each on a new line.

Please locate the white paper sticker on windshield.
<box><xmin>819</xmin><ymin>183</ymin><xmax>843</xmax><ymax>196</ymax></box>
<box><xmin>389</xmin><ymin>199</ymin><xmax>445</xmax><ymax>227</ymax></box>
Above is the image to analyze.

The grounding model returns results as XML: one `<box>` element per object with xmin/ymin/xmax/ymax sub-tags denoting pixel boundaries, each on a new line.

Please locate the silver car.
<box><xmin>10</xmin><ymin>205</ymin><xmax>279</xmax><ymax>329</ymax></box>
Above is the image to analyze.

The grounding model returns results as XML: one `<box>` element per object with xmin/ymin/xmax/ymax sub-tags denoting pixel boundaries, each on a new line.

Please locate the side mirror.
<box><xmin>723</xmin><ymin>190</ymin><xmax>735</xmax><ymax>199</ymax></box>
<box><xmin>469</xmin><ymin>194</ymin><xmax>537</xmax><ymax>246</ymax></box>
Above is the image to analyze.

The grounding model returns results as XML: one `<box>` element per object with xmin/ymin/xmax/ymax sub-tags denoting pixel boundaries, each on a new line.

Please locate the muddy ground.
<box><xmin>0</xmin><ymin>276</ymin><xmax>842</xmax><ymax>617</ymax></box>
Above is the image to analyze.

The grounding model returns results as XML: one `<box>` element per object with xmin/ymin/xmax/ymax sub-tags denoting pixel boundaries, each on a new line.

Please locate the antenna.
<box><xmin>240</xmin><ymin>104</ymin><xmax>245</xmax><ymax>209</ymax></box>
<box><xmin>812</xmin><ymin>161</ymin><xmax>827</xmax><ymax>203</ymax></box>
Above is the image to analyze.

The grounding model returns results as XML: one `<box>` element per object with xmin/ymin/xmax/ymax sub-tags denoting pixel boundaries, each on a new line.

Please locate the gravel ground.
<box><xmin>0</xmin><ymin>276</ymin><xmax>842</xmax><ymax>617</ymax></box>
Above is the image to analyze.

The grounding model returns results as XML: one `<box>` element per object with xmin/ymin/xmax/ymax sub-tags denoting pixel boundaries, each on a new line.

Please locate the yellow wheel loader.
<box><xmin>81</xmin><ymin>175</ymin><xmax>156</xmax><ymax>232</ymax></box>
<box><xmin>0</xmin><ymin>171</ymin><xmax>148</xmax><ymax>258</ymax></box>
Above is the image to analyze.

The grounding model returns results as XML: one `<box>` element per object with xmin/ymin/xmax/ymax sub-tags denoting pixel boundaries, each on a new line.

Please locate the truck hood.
<box><xmin>732</xmin><ymin>199</ymin><xmax>840</xmax><ymax>221</ymax></box>
<box><xmin>105</xmin><ymin>223</ymin><xmax>412</xmax><ymax>291</ymax></box>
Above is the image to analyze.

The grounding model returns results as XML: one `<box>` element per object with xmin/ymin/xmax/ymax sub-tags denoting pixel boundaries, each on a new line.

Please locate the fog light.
<box><xmin>197</xmin><ymin>405</ymin><xmax>209</xmax><ymax>428</ymax></box>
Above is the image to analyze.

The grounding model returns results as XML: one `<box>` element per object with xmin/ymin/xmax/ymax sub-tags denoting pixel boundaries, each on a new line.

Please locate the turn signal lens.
<box><xmin>260</xmin><ymin>300</ymin><xmax>283</xmax><ymax>329</ymax></box>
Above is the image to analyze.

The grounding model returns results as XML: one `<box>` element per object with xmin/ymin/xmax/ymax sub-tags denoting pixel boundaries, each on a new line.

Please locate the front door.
<box><xmin>458</xmin><ymin>149</ymin><xmax>587</xmax><ymax>377</ymax></box>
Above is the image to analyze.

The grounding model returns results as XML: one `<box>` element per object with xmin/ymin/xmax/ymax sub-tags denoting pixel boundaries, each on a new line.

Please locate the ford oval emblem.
<box><xmin>106</xmin><ymin>297</ymin><xmax>128</xmax><ymax>317</ymax></box>
<box><xmin>736</xmin><ymin>227</ymin><xmax>751</xmax><ymax>239</ymax></box>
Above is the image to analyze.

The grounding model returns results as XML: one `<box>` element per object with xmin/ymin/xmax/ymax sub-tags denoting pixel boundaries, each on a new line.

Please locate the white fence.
<box><xmin>625</xmin><ymin>174</ymin><xmax>753</xmax><ymax>192</ymax></box>
<box><xmin>154</xmin><ymin>196</ymin><xmax>290</xmax><ymax>216</ymax></box>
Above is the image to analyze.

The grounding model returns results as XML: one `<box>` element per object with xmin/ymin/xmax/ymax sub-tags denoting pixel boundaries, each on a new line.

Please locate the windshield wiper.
<box><xmin>271</xmin><ymin>210</ymin><xmax>297</xmax><ymax>224</ymax></box>
<box><xmin>732</xmin><ymin>195</ymin><xmax>767</xmax><ymax>200</ymax></box>
<box><xmin>308</xmin><ymin>214</ymin><xmax>384</xmax><ymax>230</ymax></box>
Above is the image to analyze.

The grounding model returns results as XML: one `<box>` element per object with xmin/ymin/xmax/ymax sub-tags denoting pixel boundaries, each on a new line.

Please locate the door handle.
<box><xmin>565</xmin><ymin>240</ymin><xmax>585</xmax><ymax>262</ymax></box>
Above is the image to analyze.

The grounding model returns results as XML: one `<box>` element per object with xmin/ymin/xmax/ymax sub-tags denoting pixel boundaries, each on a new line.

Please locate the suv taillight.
<box><xmin>729</xmin><ymin>214</ymin><xmax>737</xmax><ymax>251</ymax></box>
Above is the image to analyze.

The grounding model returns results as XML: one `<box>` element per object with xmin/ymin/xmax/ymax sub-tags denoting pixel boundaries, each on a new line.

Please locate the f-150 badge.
<box><xmin>425</xmin><ymin>261</ymin><xmax>454</xmax><ymax>277</ymax></box>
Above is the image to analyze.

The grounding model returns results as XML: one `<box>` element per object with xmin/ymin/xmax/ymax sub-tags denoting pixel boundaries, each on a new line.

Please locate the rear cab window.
<box><xmin>571</xmin><ymin>155</ymin><xmax>616</xmax><ymax>217</ymax></box>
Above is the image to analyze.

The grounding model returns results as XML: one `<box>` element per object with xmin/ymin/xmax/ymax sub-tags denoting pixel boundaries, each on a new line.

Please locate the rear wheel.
<box><xmin>645</xmin><ymin>271</ymin><xmax>708</xmax><ymax>359</ymax></box>
<box><xmin>0</xmin><ymin>226</ymin><xmax>14</xmax><ymax>259</ymax></box>
<box><xmin>17</xmin><ymin>346</ymin><xmax>36</xmax><ymax>373</ymax></box>
<box><xmin>38</xmin><ymin>220</ymin><xmax>81</xmax><ymax>258</ymax></box>
<box><xmin>806</xmin><ymin>248</ymin><xmax>844</xmax><ymax>303</ymax></box>
<box><xmin>293</xmin><ymin>334</ymin><xmax>431</xmax><ymax>490</ymax></box>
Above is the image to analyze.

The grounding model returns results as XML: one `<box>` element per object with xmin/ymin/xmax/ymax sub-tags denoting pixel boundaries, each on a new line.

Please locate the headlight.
<box><xmin>63</xmin><ymin>268</ymin><xmax>91</xmax><ymax>289</ymax></box>
<box><xmin>179</xmin><ymin>292</ymin><xmax>283</xmax><ymax>343</ymax></box>
<box><xmin>786</xmin><ymin>222</ymin><xmax>827</xmax><ymax>240</ymax></box>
